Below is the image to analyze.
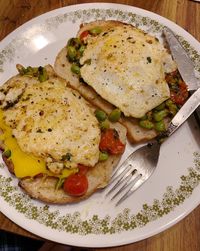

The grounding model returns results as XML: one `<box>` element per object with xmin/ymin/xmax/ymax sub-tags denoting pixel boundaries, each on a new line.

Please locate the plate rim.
<box><xmin>0</xmin><ymin>2</ymin><xmax>200</xmax><ymax>247</ymax></box>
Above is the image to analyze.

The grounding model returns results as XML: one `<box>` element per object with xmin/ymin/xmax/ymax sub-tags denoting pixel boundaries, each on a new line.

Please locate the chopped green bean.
<box><xmin>100</xmin><ymin>120</ymin><xmax>110</xmax><ymax>130</ymax></box>
<box><xmin>99</xmin><ymin>151</ymin><xmax>109</xmax><ymax>161</ymax></box>
<box><xmin>79</xmin><ymin>45</ymin><xmax>85</xmax><ymax>55</ymax></box>
<box><xmin>155</xmin><ymin>102</ymin><xmax>165</xmax><ymax>111</ymax></box>
<box><xmin>89</xmin><ymin>27</ymin><xmax>102</xmax><ymax>35</ymax></box>
<box><xmin>55</xmin><ymin>178</ymin><xmax>65</xmax><ymax>190</ymax></box>
<box><xmin>67</xmin><ymin>38</ymin><xmax>81</xmax><ymax>49</ymax></box>
<box><xmin>2</xmin><ymin>149</ymin><xmax>11</xmax><ymax>158</ymax></box>
<box><xmin>169</xmin><ymin>104</ymin><xmax>178</xmax><ymax>116</ymax></box>
<box><xmin>165</xmin><ymin>99</ymin><xmax>178</xmax><ymax>116</ymax></box>
<box><xmin>153</xmin><ymin>109</ymin><xmax>168</xmax><ymax>122</ymax></box>
<box><xmin>71</xmin><ymin>64</ymin><xmax>80</xmax><ymax>75</ymax></box>
<box><xmin>165</xmin><ymin>99</ymin><xmax>174</xmax><ymax>107</ymax></box>
<box><xmin>154</xmin><ymin>121</ymin><xmax>166</xmax><ymax>132</ymax></box>
<box><xmin>108</xmin><ymin>108</ymin><xmax>121</xmax><ymax>122</ymax></box>
<box><xmin>67</xmin><ymin>46</ymin><xmax>77</xmax><ymax>61</ymax></box>
<box><xmin>95</xmin><ymin>109</ymin><xmax>107</xmax><ymax>122</ymax></box>
<box><xmin>38</xmin><ymin>67</ymin><xmax>48</xmax><ymax>82</ymax></box>
<box><xmin>139</xmin><ymin>120</ymin><xmax>154</xmax><ymax>129</ymax></box>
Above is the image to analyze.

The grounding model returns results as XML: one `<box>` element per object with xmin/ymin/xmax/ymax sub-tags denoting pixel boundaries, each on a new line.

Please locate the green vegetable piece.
<box><xmin>165</xmin><ymin>99</ymin><xmax>178</xmax><ymax>116</ymax></box>
<box><xmin>79</xmin><ymin>45</ymin><xmax>85</xmax><ymax>55</ymax></box>
<box><xmin>67</xmin><ymin>38</ymin><xmax>81</xmax><ymax>49</ymax></box>
<box><xmin>165</xmin><ymin>99</ymin><xmax>174</xmax><ymax>107</ymax></box>
<box><xmin>38</xmin><ymin>67</ymin><xmax>48</xmax><ymax>82</ymax></box>
<box><xmin>155</xmin><ymin>102</ymin><xmax>165</xmax><ymax>111</ymax></box>
<box><xmin>67</xmin><ymin>46</ymin><xmax>77</xmax><ymax>61</ymax></box>
<box><xmin>108</xmin><ymin>108</ymin><xmax>121</xmax><ymax>122</ymax></box>
<box><xmin>18</xmin><ymin>66</ymin><xmax>34</xmax><ymax>76</ymax></box>
<box><xmin>25</xmin><ymin>66</ymin><xmax>34</xmax><ymax>75</ymax></box>
<box><xmin>100</xmin><ymin>120</ymin><xmax>110</xmax><ymax>130</ymax></box>
<box><xmin>95</xmin><ymin>109</ymin><xmax>107</xmax><ymax>122</ymax></box>
<box><xmin>169</xmin><ymin>104</ymin><xmax>178</xmax><ymax>116</ymax></box>
<box><xmin>55</xmin><ymin>178</ymin><xmax>65</xmax><ymax>190</ymax></box>
<box><xmin>99</xmin><ymin>151</ymin><xmax>109</xmax><ymax>161</ymax></box>
<box><xmin>154</xmin><ymin>121</ymin><xmax>166</xmax><ymax>132</ymax></box>
<box><xmin>32</xmin><ymin>67</ymin><xmax>39</xmax><ymax>76</ymax></box>
<box><xmin>89</xmin><ymin>27</ymin><xmax>102</xmax><ymax>35</ymax></box>
<box><xmin>139</xmin><ymin>120</ymin><xmax>154</xmax><ymax>129</ymax></box>
<box><xmin>153</xmin><ymin>109</ymin><xmax>168</xmax><ymax>122</ymax></box>
<box><xmin>71</xmin><ymin>64</ymin><xmax>80</xmax><ymax>75</ymax></box>
<box><xmin>61</xmin><ymin>153</ymin><xmax>72</xmax><ymax>161</ymax></box>
<box><xmin>3</xmin><ymin>149</ymin><xmax>11</xmax><ymax>158</ymax></box>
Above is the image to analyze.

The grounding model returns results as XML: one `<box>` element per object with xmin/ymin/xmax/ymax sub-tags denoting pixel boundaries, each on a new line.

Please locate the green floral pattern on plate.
<box><xmin>0</xmin><ymin>8</ymin><xmax>200</xmax><ymax>235</ymax></box>
<box><xmin>0</xmin><ymin>153</ymin><xmax>199</xmax><ymax>235</ymax></box>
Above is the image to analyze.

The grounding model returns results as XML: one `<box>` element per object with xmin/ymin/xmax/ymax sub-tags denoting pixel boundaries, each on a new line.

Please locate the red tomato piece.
<box><xmin>79</xmin><ymin>30</ymin><xmax>89</xmax><ymax>42</ymax></box>
<box><xmin>99</xmin><ymin>129</ymin><xmax>125</xmax><ymax>155</ymax></box>
<box><xmin>165</xmin><ymin>70</ymin><xmax>188</xmax><ymax>106</ymax></box>
<box><xmin>63</xmin><ymin>173</ymin><xmax>88</xmax><ymax>197</ymax></box>
<box><xmin>170</xmin><ymin>81</ymin><xmax>188</xmax><ymax>105</ymax></box>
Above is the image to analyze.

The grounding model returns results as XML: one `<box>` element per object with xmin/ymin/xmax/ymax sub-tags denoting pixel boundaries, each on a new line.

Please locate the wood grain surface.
<box><xmin>0</xmin><ymin>0</ymin><xmax>200</xmax><ymax>250</ymax></box>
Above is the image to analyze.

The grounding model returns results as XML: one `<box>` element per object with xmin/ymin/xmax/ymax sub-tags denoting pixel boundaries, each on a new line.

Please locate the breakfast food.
<box><xmin>54</xmin><ymin>20</ymin><xmax>188</xmax><ymax>143</ymax></box>
<box><xmin>0</xmin><ymin>65</ymin><xmax>126</xmax><ymax>203</ymax></box>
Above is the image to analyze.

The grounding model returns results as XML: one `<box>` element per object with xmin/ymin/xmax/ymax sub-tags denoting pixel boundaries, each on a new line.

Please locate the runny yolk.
<box><xmin>0</xmin><ymin>110</ymin><xmax>46</xmax><ymax>178</ymax></box>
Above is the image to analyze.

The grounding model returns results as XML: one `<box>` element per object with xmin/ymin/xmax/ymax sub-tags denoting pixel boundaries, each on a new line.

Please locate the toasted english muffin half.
<box><xmin>54</xmin><ymin>20</ymin><xmax>178</xmax><ymax>143</ymax></box>
<box><xmin>0</xmin><ymin>65</ymin><xmax>127</xmax><ymax>204</ymax></box>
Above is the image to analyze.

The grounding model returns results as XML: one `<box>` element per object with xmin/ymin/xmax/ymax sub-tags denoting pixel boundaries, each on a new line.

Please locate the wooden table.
<box><xmin>0</xmin><ymin>0</ymin><xmax>200</xmax><ymax>250</ymax></box>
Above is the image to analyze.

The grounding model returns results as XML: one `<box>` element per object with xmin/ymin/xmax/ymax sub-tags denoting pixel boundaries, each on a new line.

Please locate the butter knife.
<box><xmin>163</xmin><ymin>28</ymin><xmax>200</xmax><ymax>125</ymax></box>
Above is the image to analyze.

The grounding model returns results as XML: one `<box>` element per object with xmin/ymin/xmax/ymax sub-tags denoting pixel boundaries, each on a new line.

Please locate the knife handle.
<box><xmin>189</xmin><ymin>90</ymin><xmax>200</xmax><ymax>127</ymax></box>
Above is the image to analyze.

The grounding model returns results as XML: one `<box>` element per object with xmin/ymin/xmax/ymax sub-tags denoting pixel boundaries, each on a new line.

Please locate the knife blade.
<box><xmin>163</xmin><ymin>28</ymin><xmax>200</xmax><ymax>125</ymax></box>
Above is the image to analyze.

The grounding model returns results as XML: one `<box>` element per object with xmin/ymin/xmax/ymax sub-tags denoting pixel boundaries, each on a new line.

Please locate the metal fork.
<box><xmin>105</xmin><ymin>88</ymin><xmax>200</xmax><ymax>206</ymax></box>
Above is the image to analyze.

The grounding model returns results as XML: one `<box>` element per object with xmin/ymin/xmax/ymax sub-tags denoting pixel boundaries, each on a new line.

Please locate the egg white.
<box><xmin>80</xmin><ymin>25</ymin><xmax>176</xmax><ymax>118</ymax></box>
<box><xmin>2</xmin><ymin>77</ymin><xmax>101</xmax><ymax>169</ymax></box>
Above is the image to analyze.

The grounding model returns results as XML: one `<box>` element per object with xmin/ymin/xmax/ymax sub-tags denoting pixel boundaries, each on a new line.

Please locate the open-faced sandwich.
<box><xmin>0</xmin><ymin>65</ymin><xmax>126</xmax><ymax>203</ymax></box>
<box><xmin>54</xmin><ymin>20</ymin><xmax>189</xmax><ymax>143</ymax></box>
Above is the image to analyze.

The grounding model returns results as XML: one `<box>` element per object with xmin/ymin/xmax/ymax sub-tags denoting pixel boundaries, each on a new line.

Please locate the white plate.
<box><xmin>0</xmin><ymin>3</ymin><xmax>200</xmax><ymax>248</ymax></box>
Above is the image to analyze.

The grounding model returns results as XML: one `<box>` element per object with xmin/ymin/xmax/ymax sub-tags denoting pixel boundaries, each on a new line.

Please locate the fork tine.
<box><xmin>115</xmin><ymin>176</ymin><xmax>146</xmax><ymax>206</ymax></box>
<box><xmin>105</xmin><ymin>165</ymin><xmax>133</xmax><ymax>196</ymax></box>
<box><xmin>105</xmin><ymin>141</ymin><xmax>160</xmax><ymax>206</ymax></box>
<box><xmin>110</xmin><ymin>171</ymin><xmax>139</xmax><ymax>201</ymax></box>
<box><xmin>110</xmin><ymin>153</ymin><xmax>136</xmax><ymax>180</ymax></box>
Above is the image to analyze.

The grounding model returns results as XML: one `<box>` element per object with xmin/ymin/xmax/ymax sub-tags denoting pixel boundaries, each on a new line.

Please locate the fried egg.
<box><xmin>1</xmin><ymin>73</ymin><xmax>101</xmax><ymax>171</ymax></box>
<box><xmin>80</xmin><ymin>24</ymin><xmax>176</xmax><ymax>118</ymax></box>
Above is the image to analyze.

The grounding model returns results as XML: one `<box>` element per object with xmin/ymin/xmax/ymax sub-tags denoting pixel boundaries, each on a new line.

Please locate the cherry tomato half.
<box><xmin>63</xmin><ymin>173</ymin><xmax>88</xmax><ymax>196</ymax></box>
<box><xmin>99</xmin><ymin>129</ymin><xmax>125</xmax><ymax>155</ymax></box>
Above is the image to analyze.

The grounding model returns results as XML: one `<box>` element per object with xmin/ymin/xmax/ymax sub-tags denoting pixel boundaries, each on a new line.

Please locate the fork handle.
<box><xmin>166</xmin><ymin>88</ymin><xmax>200</xmax><ymax>137</ymax></box>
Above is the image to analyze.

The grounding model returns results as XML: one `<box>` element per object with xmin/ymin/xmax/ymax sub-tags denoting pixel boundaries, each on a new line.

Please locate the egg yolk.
<box><xmin>0</xmin><ymin>109</ymin><xmax>47</xmax><ymax>178</ymax></box>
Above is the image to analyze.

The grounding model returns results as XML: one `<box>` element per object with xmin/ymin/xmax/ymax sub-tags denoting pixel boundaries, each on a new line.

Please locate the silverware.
<box><xmin>105</xmin><ymin>28</ymin><xmax>200</xmax><ymax>206</ymax></box>
<box><xmin>164</xmin><ymin>28</ymin><xmax>200</xmax><ymax>125</ymax></box>
<box><xmin>105</xmin><ymin>87</ymin><xmax>200</xmax><ymax>206</ymax></box>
